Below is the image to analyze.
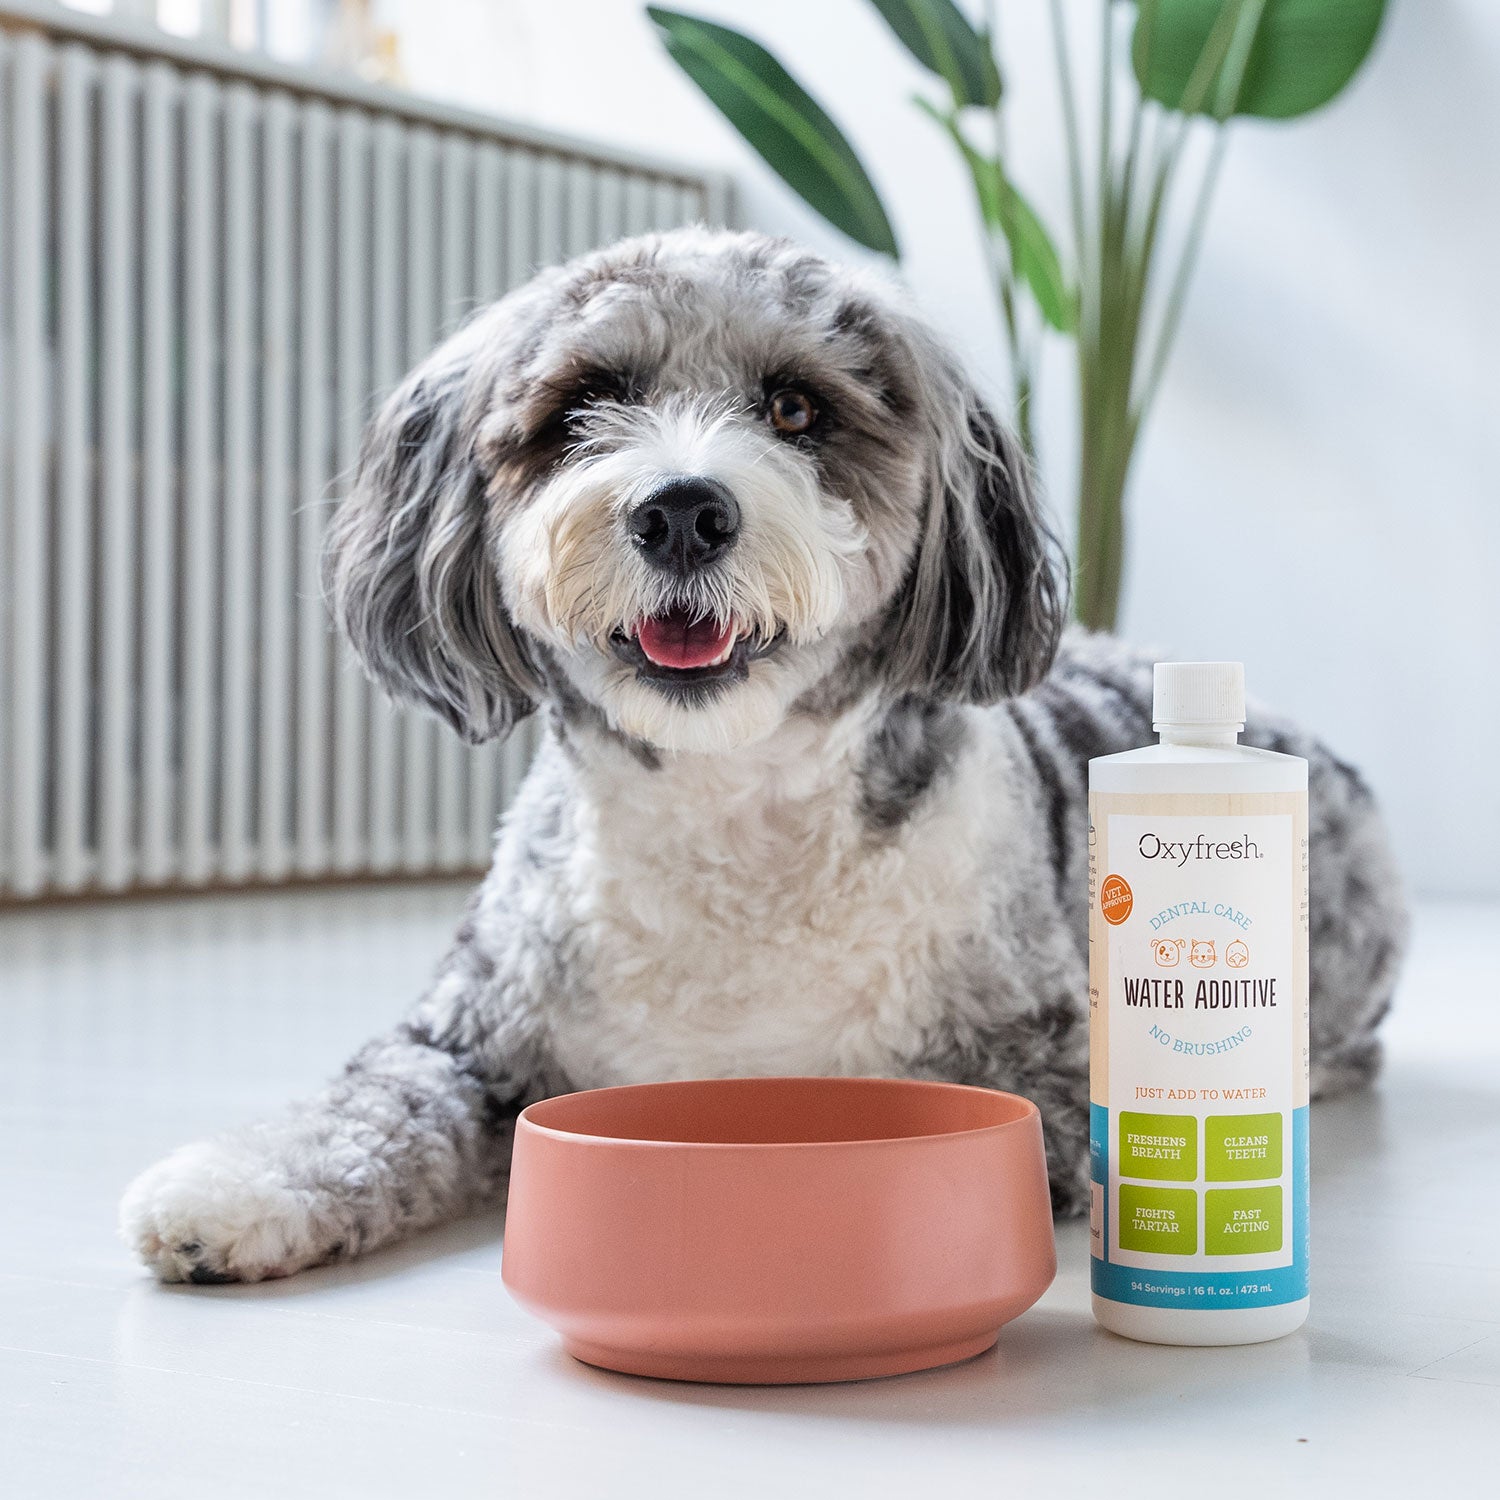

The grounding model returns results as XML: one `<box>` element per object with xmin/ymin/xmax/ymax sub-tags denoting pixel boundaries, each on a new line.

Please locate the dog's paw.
<box><xmin>119</xmin><ymin>1139</ymin><xmax>332</xmax><ymax>1284</ymax></box>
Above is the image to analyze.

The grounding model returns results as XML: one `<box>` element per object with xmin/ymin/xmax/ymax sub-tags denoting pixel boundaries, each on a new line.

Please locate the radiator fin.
<box><xmin>0</xmin><ymin>29</ymin><xmax>721</xmax><ymax>899</ymax></box>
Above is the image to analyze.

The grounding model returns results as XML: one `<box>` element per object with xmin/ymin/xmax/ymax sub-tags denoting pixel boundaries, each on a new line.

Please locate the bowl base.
<box><xmin>563</xmin><ymin>1329</ymin><xmax>1000</xmax><ymax>1385</ymax></box>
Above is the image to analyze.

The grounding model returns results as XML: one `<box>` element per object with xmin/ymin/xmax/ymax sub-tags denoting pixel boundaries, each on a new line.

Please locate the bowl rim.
<box><xmin>515</xmin><ymin>1075</ymin><xmax>1041</xmax><ymax>1151</ymax></box>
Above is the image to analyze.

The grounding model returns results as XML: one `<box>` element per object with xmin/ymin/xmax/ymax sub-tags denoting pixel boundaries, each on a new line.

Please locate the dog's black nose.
<box><xmin>628</xmin><ymin>476</ymin><xmax>740</xmax><ymax>571</ymax></box>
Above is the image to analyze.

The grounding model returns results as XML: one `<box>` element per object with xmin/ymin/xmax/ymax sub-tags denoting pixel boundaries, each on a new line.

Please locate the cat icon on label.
<box><xmin>1225</xmin><ymin>939</ymin><xmax>1250</xmax><ymax>969</ymax></box>
<box><xmin>1189</xmin><ymin>939</ymin><xmax>1217</xmax><ymax>968</ymax></box>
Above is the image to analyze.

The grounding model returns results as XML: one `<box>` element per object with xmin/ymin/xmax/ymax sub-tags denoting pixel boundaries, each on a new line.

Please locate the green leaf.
<box><xmin>869</xmin><ymin>0</ymin><xmax>1002</xmax><ymax>109</ymax></box>
<box><xmin>989</xmin><ymin>174</ymin><xmax>1077</xmax><ymax>334</ymax></box>
<box><xmin>648</xmin><ymin>7</ymin><xmax>899</xmax><ymax>257</ymax></box>
<box><xmin>913</xmin><ymin>98</ymin><xmax>1077</xmax><ymax>332</ymax></box>
<box><xmin>1132</xmin><ymin>0</ymin><xmax>1387</xmax><ymax>121</ymax></box>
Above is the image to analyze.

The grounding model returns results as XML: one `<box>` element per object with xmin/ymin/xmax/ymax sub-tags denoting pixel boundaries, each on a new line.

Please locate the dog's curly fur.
<box><xmin>120</xmin><ymin>229</ymin><xmax>1404</xmax><ymax>1283</ymax></box>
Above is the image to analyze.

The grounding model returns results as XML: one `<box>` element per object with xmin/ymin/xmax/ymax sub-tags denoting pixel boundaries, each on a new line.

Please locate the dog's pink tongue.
<box><xmin>636</xmin><ymin>610</ymin><xmax>735</xmax><ymax>669</ymax></box>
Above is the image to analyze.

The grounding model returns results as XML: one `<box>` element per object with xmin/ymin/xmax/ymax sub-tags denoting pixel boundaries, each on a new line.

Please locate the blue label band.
<box><xmin>1090</xmin><ymin>1104</ymin><xmax>1308</xmax><ymax>1311</ymax></box>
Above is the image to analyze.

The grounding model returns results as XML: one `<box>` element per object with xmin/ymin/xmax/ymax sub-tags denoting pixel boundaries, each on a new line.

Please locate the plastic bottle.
<box><xmin>1088</xmin><ymin>662</ymin><xmax>1309</xmax><ymax>1345</ymax></box>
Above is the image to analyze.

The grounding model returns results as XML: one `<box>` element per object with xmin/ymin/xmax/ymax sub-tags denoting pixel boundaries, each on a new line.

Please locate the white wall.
<box><xmin>378</xmin><ymin>0</ymin><xmax>1499</xmax><ymax>898</ymax></box>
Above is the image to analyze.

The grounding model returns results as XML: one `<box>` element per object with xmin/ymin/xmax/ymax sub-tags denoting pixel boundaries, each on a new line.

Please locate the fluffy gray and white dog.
<box><xmin>120</xmin><ymin>228</ymin><xmax>1404</xmax><ymax>1283</ymax></box>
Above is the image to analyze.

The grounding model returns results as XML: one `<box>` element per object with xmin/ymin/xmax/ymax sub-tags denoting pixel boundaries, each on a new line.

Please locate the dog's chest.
<box><xmin>545</xmin><ymin>728</ymin><xmax>989</xmax><ymax>1088</ymax></box>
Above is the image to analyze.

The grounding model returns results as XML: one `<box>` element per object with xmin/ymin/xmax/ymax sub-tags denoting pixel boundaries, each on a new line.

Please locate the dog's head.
<box><xmin>325</xmin><ymin>228</ymin><xmax>1066</xmax><ymax>755</ymax></box>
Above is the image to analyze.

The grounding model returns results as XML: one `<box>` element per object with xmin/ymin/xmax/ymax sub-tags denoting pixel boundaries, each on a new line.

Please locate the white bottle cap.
<box><xmin>1152</xmin><ymin>661</ymin><xmax>1245</xmax><ymax>730</ymax></box>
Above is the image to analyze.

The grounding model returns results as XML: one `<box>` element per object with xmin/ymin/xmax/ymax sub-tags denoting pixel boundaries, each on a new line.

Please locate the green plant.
<box><xmin>648</xmin><ymin>1</ymin><xmax>1386</xmax><ymax>632</ymax></box>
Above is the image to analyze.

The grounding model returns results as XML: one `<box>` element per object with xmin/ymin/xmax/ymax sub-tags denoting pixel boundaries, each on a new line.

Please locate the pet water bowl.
<box><xmin>501</xmin><ymin>1076</ymin><xmax>1056</xmax><ymax>1384</ymax></box>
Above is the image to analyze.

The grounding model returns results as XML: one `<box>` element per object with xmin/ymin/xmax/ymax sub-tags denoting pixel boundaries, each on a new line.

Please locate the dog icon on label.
<box><xmin>1225</xmin><ymin>940</ymin><xmax>1250</xmax><ymax>969</ymax></box>
<box><xmin>1153</xmin><ymin>938</ymin><xmax>1185</xmax><ymax>968</ymax></box>
<box><xmin>1189</xmin><ymin>940</ymin><xmax>1217</xmax><ymax>969</ymax></box>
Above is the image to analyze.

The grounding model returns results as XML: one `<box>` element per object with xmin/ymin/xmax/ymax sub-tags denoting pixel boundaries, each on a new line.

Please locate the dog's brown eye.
<box><xmin>767</xmin><ymin>388</ymin><xmax>817</xmax><ymax>436</ymax></box>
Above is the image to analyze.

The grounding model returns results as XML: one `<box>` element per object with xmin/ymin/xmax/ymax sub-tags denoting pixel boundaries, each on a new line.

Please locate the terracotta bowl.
<box><xmin>501</xmin><ymin>1076</ymin><xmax>1055</xmax><ymax>1384</ymax></box>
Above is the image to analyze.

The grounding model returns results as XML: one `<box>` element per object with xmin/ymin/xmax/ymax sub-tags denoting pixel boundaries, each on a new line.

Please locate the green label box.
<box><xmin>1118</xmin><ymin>1185</ymin><xmax>1198</xmax><ymax>1255</ymax></box>
<box><xmin>1205</xmin><ymin>1186</ymin><xmax>1283</xmax><ymax>1255</ymax></box>
<box><xmin>1118</xmin><ymin>1111</ymin><xmax>1197</xmax><ymax>1181</ymax></box>
<box><xmin>1205</xmin><ymin>1113</ymin><xmax>1283</xmax><ymax>1182</ymax></box>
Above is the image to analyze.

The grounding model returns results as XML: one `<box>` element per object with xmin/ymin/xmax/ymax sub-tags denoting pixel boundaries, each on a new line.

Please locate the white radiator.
<box><xmin>0</xmin><ymin>5</ymin><xmax>727</xmax><ymax>899</ymax></box>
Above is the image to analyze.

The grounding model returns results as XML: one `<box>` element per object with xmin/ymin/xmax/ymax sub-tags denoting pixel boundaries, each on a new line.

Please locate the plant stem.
<box><xmin>1075</xmin><ymin>0</ymin><xmax>1135</xmax><ymax>633</ymax></box>
<box><xmin>1133</xmin><ymin>0</ymin><xmax>1263</xmax><ymax>422</ymax></box>
<box><xmin>1132</xmin><ymin>124</ymin><xmax>1229</xmax><ymax>425</ymax></box>
<box><xmin>1097</xmin><ymin>0</ymin><xmax>1114</xmax><ymax>244</ymax></box>
<box><xmin>1074</xmin><ymin>427</ymin><xmax>1130</xmax><ymax>633</ymax></box>
<box><xmin>1049</xmin><ymin>0</ymin><xmax>1088</xmax><ymax>273</ymax></box>
<box><xmin>990</xmin><ymin>206</ymin><xmax>1037</xmax><ymax>458</ymax></box>
<box><xmin>1050</xmin><ymin>1</ymin><xmax>1112</xmax><ymax>629</ymax></box>
<box><xmin>1066</xmin><ymin>0</ymin><xmax>1266</xmax><ymax>632</ymax></box>
<box><xmin>980</xmin><ymin>0</ymin><xmax>1035</xmax><ymax>459</ymax></box>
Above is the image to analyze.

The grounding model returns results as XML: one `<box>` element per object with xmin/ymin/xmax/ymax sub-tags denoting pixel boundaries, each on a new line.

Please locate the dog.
<box><xmin>120</xmin><ymin>228</ymin><xmax>1405</xmax><ymax>1284</ymax></box>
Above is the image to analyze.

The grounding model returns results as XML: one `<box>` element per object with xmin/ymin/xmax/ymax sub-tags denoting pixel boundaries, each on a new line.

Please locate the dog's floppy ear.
<box><xmin>881</xmin><ymin>352</ymin><xmax>1068</xmax><ymax>703</ymax></box>
<box><xmin>323</xmin><ymin>314</ymin><xmax>539</xmax><ymax>744</ymax></box>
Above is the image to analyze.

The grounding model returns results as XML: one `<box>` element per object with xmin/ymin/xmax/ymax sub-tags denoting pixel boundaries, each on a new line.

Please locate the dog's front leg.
<box><xmin>119</xmin><ymin>922</ymin><xmax>554</xmax><ymax>1285</ymax></box>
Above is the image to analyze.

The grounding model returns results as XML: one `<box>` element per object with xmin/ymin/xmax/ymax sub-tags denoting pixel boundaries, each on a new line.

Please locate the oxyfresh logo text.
<box><xmin>1137</xmin><ymin>833</ymin><xmax>1262</xmax><ymax>866</ymax></box>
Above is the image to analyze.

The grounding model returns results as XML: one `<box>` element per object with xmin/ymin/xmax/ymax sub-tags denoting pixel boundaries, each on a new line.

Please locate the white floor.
<box><xmin>1</xmin><ymin>885</ymin><xmax>1497</xmax><ymax>1499</ymax></box>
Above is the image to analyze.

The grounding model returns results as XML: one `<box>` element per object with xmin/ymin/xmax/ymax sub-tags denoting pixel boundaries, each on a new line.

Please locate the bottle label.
<box><xmin>1088</xmin><ymin>789</ymin><xmax>1309</xmax><ymax>1310</ymax></box>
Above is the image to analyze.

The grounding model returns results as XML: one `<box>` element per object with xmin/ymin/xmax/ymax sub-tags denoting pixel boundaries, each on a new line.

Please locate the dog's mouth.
<box><xmin>610</xmin><ymin>608</ymin><xmax>784</xmax><ymax>688</ymax></box>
